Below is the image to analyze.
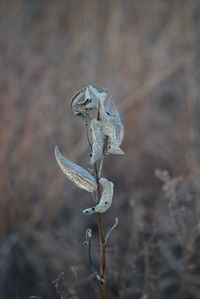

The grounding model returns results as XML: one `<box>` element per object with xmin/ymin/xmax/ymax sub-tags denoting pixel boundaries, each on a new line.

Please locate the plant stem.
<box><xmin>92</xmin><ymin>164</ymin><xmax>107</xmax><ymax>298</ymax></box>
<box><xmin>85</xmin><ymin>113</ymin><xmax>108</xmax><ymax>298</ymax></box>
<box><xmin>95</xmin><ymin>141</ymin><xmax>108</xmax><ymax>298</ymax></box>
<box><xmin>97</xmin><ymin>212</ymin><xmax>107</xmax><ymax>299</ymax></box>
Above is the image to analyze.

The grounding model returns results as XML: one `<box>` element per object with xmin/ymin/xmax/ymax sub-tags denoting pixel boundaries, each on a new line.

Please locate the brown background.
<box><xmin>0</xmin><ymin>0</ymin><xmax>200</xmax><ymax>298</ymax></box>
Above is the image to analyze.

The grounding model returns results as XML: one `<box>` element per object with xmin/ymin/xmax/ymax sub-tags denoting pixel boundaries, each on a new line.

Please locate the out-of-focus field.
<box><xmin>0</xmin><ymin>0</ymin><xmax>200</xmax><ymax>298</ymax></box>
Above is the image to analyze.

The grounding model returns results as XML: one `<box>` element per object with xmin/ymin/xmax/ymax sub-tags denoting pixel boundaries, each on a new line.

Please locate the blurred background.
<box><xmin>0</xmin><ymin>0</ymin><xmax>200</xmax><ymax>298</ymax></box>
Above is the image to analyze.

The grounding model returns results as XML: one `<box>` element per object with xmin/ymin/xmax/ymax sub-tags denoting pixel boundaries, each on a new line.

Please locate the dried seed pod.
<box><xmin>99</xmin><ymin>96</ymin><xmax>124</xmax><ymax>155</ymax></box>
<box><xmin>55</xmin><ymin>146</ymin><xmax>97</xmax><ymax>192</ymax></box>
<box><xmin>70</xmin><ymin>85</ymin><xmax>106</xmax><ymax>117</ymax></box>
<box><xmin>83</xmin><ymin>178</ymin><xmax>114</xmax><ymax>214</ymax></box>
<box><xmin>106</xmin><ymin>96</ymin><xmax>124</xmax><ymax>146</ymax></box>
<box><xmin>90</xmin><ymin>119</ymin><xmax>105</xmax><ymax>165</ymax></box>
<box><xmin>102</xmin><ymin>121</ymin><xmax>124</xmax><ymax>155</ymax></box>
<box><xmin>70</xmin><ymin>87</ymin><xmax>87</xmax><ymax>116</ymax></box>
<box><xmin>85</xmin><ymin>85</ymin><xmax>106</xmax><ymax>109</ymax></box>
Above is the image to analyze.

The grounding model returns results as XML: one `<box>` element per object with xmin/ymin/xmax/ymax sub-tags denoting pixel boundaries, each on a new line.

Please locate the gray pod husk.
<box><xmin>54</xmin><ymin>145</ymin><xmax>97</xmax><ymax>192</ymax></box>
<box><xmin>83</xmin><ymin>178</ymin><xmax>114</xmax><ymax>214</ymax></box>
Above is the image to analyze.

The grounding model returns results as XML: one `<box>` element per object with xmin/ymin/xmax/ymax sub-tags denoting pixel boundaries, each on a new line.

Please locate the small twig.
<box><xmin>83</xmin><ymin>229</ymin><xmax>102</xmax><ymax>283</ymax></box>
<box><xmin>52</xmin><ymin>272</ymin><xmax>65</xmax><ymax>298</ymax></box>
<box><xmin>63</xmin><ymin>267</ymin><xmax>78</xmax><ymax>299</ymax></box>
<box><xmin>105</xmin><ymin>217</ymin><xmax>119</xmax><ymax>247</ymax></box>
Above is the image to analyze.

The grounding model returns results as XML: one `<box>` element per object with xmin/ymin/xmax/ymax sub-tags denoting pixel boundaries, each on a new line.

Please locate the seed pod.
<box><xmin>54</xmin><ymin>145</ymin><xmax>97</xmax><ymax>192</ymax></box>
<box><xmin>90</xmin><ymin>119</ymin><xmax>105</xmax><ymax>165</ymax></box>
<box><xmin>102</xmin><ymin>120</ymin><xmax>124</xmax><ymax>155</ymax></box>
<box><xmin>85</xmin><ymin>85</ymin><xmax>106</xmax><ymax>109</ymax></box>
<box><xmin>99</xmin><ymin>96</ymin><xmax>124</xmax><ymax>155</ymax></box>
<box><xmin>105</xmin><ymin>96</ymin><xmax>124</xmax><ymax>146</ymax></box>
<box><xmin>83</xmin><ymin>178</ymin><xmax>114</xmax><ymax>214</ymax></box>
<box><xmin>70</xmin><ymin>87</ymin><xmax>87</xmax><ymax>116</ymax></box>
<box><xmin>70</xmin><ymin>85</ymin><xmax>105</xmax><ymax>117</ymax></box>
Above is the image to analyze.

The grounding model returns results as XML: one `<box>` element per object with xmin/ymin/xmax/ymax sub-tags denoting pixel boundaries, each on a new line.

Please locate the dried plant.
<box><xmin>155</xmin><ymin>169</ymin><xmax>200</xmax><ymax>297</ymax></box>
<box><xmin>54</xmin><ymin>85</ymin><xmax>124</xmax><ymax>298</ymax></box>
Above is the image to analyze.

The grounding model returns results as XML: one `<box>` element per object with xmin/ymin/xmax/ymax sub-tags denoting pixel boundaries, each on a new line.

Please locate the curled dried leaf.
<box><xmin>54</xmin><ymin>145</ymin><xmax>97</xmax><ymax>192</ymax></box>
<box><xmin>83</xmin><ymin>178</ymin><xmax>114</xmax><ymax>214</ymax></box>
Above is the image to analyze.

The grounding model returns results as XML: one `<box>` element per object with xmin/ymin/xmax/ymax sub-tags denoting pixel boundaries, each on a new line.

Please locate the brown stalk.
<box><xmin>84</xmin><ymin>93</ymin><xmax>110</xmax><ymax>298</ymax></box>
<box><xmin>95</xmin><ymin>138</ymin><xmax>109</xmax><ymax>299</ymax></box>
<box><xmin>92</xmin><ymin>166</ymin><xmax>107</xmax><ymax>299</ymax></box>
<box><xmin>97</xmin><ymin>198</ymin><xmax>107</xmax><ymax>299</ymax></box>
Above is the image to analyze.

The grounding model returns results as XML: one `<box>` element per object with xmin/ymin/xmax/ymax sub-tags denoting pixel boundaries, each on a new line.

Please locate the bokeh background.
<box><xmin>1</xmin><ymin>0</ymin><xmax>200</xmax><ymax>298</ymax></box>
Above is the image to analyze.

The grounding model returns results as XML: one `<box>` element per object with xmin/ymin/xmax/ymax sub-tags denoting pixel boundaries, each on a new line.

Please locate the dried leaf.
<box><xmin>83</xmin><ymin>178</ymin><xmax>114</xmax><ymax>214</ymax></box>
<box><xmin>54</xmin><ymin>145</ymin><xmax>97</xmax><ymax>192</ymax></box>
<box><xmin>90</xmin><ymin>119</ymin><xmax>105</xmax><ymax>165</ymax></box>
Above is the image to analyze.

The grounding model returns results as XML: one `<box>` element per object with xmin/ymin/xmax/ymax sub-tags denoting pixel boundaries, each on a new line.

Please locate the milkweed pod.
<box><xmin>105</xmin><ymin>96</ymin><xmax>124</xmax><ymax>146</ymax></box>
<box><xmin>70</xmin><ymin>85</ymin><xmax>106</xmax><ymax>117</ymax></box>
<box><xmin>70</xmin><ymin>87</ymin><xmax>87</xmax><ymax>116</ymax></box>
<box><xmin>83</xmin><ymin>178</ymin><xmax>114</xmax><ymax>214</ymax></box>
<box><xmin>54</xmin><ymin>145</ymin><xmax>97</xmax><ymax>192</ymax></box>
<box><xmin>85</xmin><ymin>85</ymin><xmax>106</xmax><ymax>109</ymax></box>
<box><xmin>90</xmin><ymin>119</ymin><xmax>105</xmax><ymax>165</ymax></box>
<box><xmin>99</xmin><ymin>96</ymin><xmax>124</xmax><ymax>155</ymax></box>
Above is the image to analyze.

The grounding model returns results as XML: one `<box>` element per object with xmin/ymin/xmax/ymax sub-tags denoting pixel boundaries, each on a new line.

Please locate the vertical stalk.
<box><xmin>96</xmin><ymin>172</ymin><xmax>107</xmax><ymax>299</ymax></box>
<box><xmin>97</xmin><ymin>212</ymin><xmax>107</xmax><ymax>299</ymax></box>
<box><xmin>86</xmin><ymin>120</ymin><xmax>107</xmax><ymax>298</ymax></box>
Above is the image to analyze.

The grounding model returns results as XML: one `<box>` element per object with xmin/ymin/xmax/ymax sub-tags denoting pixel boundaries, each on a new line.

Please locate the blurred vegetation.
<box><xmin>0</xmin><ymin>0</ymin><xmax>200</xmax><ymax>298</ymax></box>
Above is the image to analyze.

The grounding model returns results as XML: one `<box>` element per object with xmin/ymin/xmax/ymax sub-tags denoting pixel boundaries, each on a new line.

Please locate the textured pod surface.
<box><xmin>102</xmin><ymin>120</ymin><xmax>124</xmax><ymax>155</ymax></box>
<box><xmin>85</xmin><ymin>85</ymin><xmax>106</xmax><ymax>109</ymax></box>
<box><xmin>54</xmin><ymin>146</ymin><xmax>97</xmax><ymax>192</ymax></box>
<box><xmin>70</xmin><ymin>85</ymin><xmax>105</xmax><ymax>117</ymax></box>
<box><xmin>99</xmin><ymin>96</ymin><xmax>124</xmax><ymax>155</ymax></box>
<box><xmin>83</xmin><ymin>178</ymin><xmax>114</xmax><ymax>214</ymax></box>
<box><xmin>106</xmin><ymin>96</ymin><xmax>124</xmax><ymax>146</ymax></box>
<box><xmin>70</xmin><ymin>87</ymin><xmax>87</xmax><ymax>116</ymax></box>
<box><xmin>90</xmin><ymin>119</ymin><xmax>105</xmax><ymax>165</ymax></box>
